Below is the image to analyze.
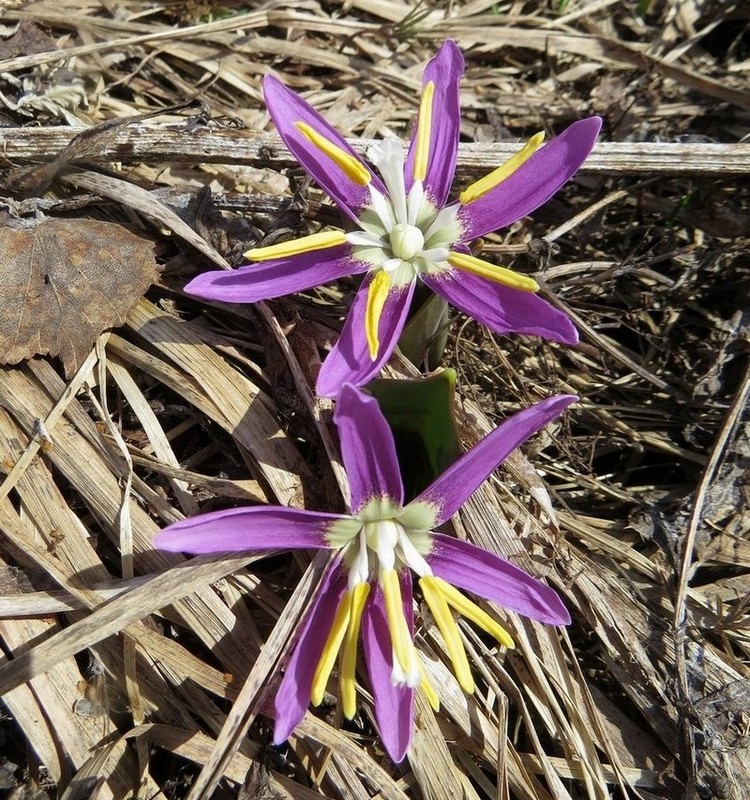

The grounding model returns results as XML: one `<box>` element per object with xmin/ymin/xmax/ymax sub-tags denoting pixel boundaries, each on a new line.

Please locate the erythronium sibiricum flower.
<box><xmin>154</xmin><ymin>385</ymin><xmax>576</xmax><ymax>762</ymax></box>
<box><xmin>183</xmin><ymin>40</ymin><xmax>601</xmax><ymax>397</ymax></box>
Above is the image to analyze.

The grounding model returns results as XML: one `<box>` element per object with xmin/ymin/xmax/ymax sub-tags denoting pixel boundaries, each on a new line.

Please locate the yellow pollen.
<box><xmin>431</xmin><ymin>577</ymin><xmax>515</xmax><ymax>649</ymax></box>
<box><xmin>420</xmin><ymin>576</ymin><xmax>475</xmax><ymax>694</ymax></box>
<box><xmin>365</xmin><ymin>270</ymin><xmax>391</xmax><ymax>361</ymax></box>
<box><xmin>447</xmin><ymin>252</ymin><xmax>539</xmax><ymax>292</ymax></box>
<box><xmin>311</xmin><ymin>590</ymin><xmax>352</xmax><ymax>706</ymax></box>
<box><xmin>459</xmin><ymin>131</ymin><xmax>545</xmax><ymax>205</ymax></box>
<box><xmin>413</xmin><ymin>81</ymin><xmax>435</xmax><ymax>182</ymax></box>
<box><xmin>381</xmin><ymin>568</ymin><xmax>415</xmax><ymax>677</ymax></box>
<box><xmin>245</xmin><ymin>230</ymin><xmax>346</xmax><ymax>262</ymax></box>
<box><xmin>295</xmin><ymin>122</ymin><xmax>372</xmax><ymax>186</ymax></box>
<box><xmin>341</xmin><ymin>582</ymin><xmax>370</xmax><ymax>719</ymax></box>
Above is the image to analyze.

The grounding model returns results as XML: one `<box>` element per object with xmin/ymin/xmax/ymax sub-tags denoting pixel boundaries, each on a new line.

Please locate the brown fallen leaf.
<box><xmin>0</xmin><ymin>215</ymin><xmax>159</xmax><ymax>376</ymax></box>
<box><xmin>0</xmin><ymin>20</ymin><xmax>56</xmax><ymax>59</ymax></box>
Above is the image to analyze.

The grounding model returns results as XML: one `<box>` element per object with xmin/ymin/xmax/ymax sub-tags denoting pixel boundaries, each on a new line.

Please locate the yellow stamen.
<box><xmin>413</xmin><ymin>81</ymin><xmax>435</xmax><ymax>182</ymax></box>
<box><xmin>381</xmin><ymin>568</ymin><xmax>415</xmax><ymax>677</ymax></box>
<box><xmin>365</xmin><ymin>270</ymin><xmax>391</xmax><ymax>360</ymax></box>
<box><xmin>420</xmin><ymin>663</ymin><xmax>440</xmax><ymax>712</ymax></box>
<box><xmin>420</xmin><ymin>576</ymin><xmax>474</xmax><ymax>694</ymax></box>
<box><xmin>447</xmin><ymin>252</ymin><xmax>539</xmax><ymax>292</ymax></box>
<box><xmin>311</xmin><ymin>590</ymin><xmax>353</xmax><ymax>706</ymax></box>
<box><xmin>341</xmin><ymin>582</ymin><xmax>370</xmax><ymax>719</ymax></box>
<box><xmin>245</xmin><ymin>230</ymin><xmax>346</xmax><ymax>262</ymax></box>
<box><xmin>295</xmin><ymin>122</ymin><xmax>372</xmax><ymax>186</ymax></box>
<box><xmin>459</xmin><ymin>131</ymin><xmax>545</xmax><ymax>205</ymax></box>
<box><xmin>431</xmin><ymin>577</ymin><xmax>515</xmax><ymax>649</ymax></box>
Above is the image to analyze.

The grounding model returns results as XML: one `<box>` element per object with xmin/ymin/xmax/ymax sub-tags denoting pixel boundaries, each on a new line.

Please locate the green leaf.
<box><xmin>367</xmin><ymin>369</ymin><xmax>462</xmax><ymax>499</ymax></box>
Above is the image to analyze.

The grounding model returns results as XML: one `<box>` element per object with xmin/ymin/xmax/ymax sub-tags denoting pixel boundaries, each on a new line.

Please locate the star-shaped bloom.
<box><xmin>155</xmin><ymin>385</ymin><xmax>575</xmax><ymax>761</ymax></box>
<box><xmin>183</xmin><ymin>40</ymin><xmax>601</xmax><ymax>397</ymax></box>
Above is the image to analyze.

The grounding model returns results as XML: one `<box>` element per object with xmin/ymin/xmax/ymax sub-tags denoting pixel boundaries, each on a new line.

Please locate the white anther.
<box><xmin>375</xmin><ymin>520</ymin><xmax>399</xmax><ymax>571</ymax></box>
<box><xmin>364</xmin><ymin>518</ymin><xmax>402</xmax><ymax>572</ymax></box>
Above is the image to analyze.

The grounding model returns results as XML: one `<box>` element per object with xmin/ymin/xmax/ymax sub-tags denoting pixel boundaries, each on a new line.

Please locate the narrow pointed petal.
<box><xmin>264</xmin><ymin>75</ymin><xmax>384</xmax><ymax>220</ymax></box>
<box><xmin>427</xmin><ymin>533</ymin><xmax>570</xmax><ymax>625</ymax></box>
<box><xmin>457</xmin><ymin>117</ymin><xmax>602</xmax><ymax>240</ymax></box>
<box><xmin>316</xmin><ymin>275</ymin><xmax>416</xmax><ymax>398</ymax></box>
<box><xmin>361</xmin><ymin>575</ymin><xmax>415</xmax><ymax>762</ymax></box>
<box><xmin>154</xmin><ymin>506</ymin><xmax>348</xmax><ymax>553</ymax></box>
<box><xmin>184</xmin><ymin>244</ymin><xmax>366</xmax><ymax>303</ymax></box>
<box><xmin>334</xmin><ymin>384</ymin><xmax>404</xmax><ymax>513</ymax></box>
<box><xmin>409</xmin><ymin>395</ymin><xmax>578</xmax><ymax>525</ymax></box>
<box><xmin>274</xmin><ymin>559</ymin><xmax>349</xmax><ymax>743</ymax></box>
<box><xmin>404</xmin><ymin>39</ymin><xmax>464</xmax><ymax>206</ymax></box>
<box><xmin>422</xmin><ymin>269</ymin><xmax>578</xmax><ymax>344</ymax></box>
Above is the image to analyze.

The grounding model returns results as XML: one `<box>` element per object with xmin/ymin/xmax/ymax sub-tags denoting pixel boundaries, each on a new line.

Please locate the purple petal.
<box><xmin>410</xmin><ymin>394</ymin><xmax>577</xmax><ymax>525</ymax></box>
<box><xmin>264</xmin><ymin>75</ymin><xmax>385</xmax><ymax>221</ymax></box>
<box><xmin>422</xmin><ymin>269</ymin><xmax>578</xmax><ymax>344</ymax></box>
<box><xmin>274</xmin><ymin>558</ymin><xmax>349</xmax><ymax>743</ymax></box>
<box><xmin>153</xmin><ymin>506</ymin><xmax>347</xmax><ymax>553</ymax></box>
<box><xmin>427</xmin><ymin>533</ymin><xmax>570</xmax><ymax>625</ymax></box>
<box><xmin>316</xmin><ymin>275</ymin><xmax>416</xmax><ymax>398</ymax></box>
<box><xmin>404</xmin><ymin>39</ymin><xmax>464</xmax><ymax>207</ymax></box>
<box><xmin>457</xmin><ymin>117</ymin><xmax>602</xmax><ymax>240</ymax></box>
<box><xmin>184</xmin><ymin>245</ymin><xmax>367</xmax><ymax>303</ymax></box>
<box><xmin>361</xmin><ymin>573</ymin><xmax>414</xmax><ymax>762</ymax></box>
<box><xmin>334</xmin><ymin>384</ymin><xmax>404</xmax><ymax>513</ymax></box>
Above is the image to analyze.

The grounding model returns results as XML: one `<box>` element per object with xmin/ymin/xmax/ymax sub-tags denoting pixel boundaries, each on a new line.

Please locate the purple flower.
<box><xmin>184</xmin><ymin>41</ymin><xmax>601</xmax><ymax>397</ymax></box>
<box><xmin>154</xmin><ymin>385</ymin><xmax>576</xmax><ymax>762</ymax></box>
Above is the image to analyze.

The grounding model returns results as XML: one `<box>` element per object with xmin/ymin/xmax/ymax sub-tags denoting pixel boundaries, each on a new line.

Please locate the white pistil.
<box><xmin>371</xmin><ymin>519</ymin><xmax>399</xmax><ymax>571</ymax></box>
<box><xmin>368</xmin><ymin>138</ymin><xmax>408</xmax><ymax>225</ymax></box>
<box><xmin>389</xmin><ymin>223</ymin><xmax>425</xmax><ymax>261</ymax></box>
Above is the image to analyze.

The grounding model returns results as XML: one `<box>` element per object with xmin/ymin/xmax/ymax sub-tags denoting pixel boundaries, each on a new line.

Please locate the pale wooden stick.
<box><xmin>3</xmin><ymin>126</ymin><xmax>750</xmax><ymax>175</ymax></box>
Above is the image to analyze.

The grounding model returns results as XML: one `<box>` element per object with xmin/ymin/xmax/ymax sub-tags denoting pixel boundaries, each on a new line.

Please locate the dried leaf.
<box><xmin>0</xmin><ymin>216</ymin><xmax>159</xmax><ymax>376</ymax></box>
<box><xmin>0</xmin><ymin>20</ymin><xmax>56</xmax><ymax>59</ymax></box>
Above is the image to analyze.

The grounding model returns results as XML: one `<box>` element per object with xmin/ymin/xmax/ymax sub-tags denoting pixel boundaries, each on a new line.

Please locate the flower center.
<box><xmin>389</xmin><ymin>223</ymin><xmax>425</xmax><ymax>261</ymax></box>
<box><xmin>348</xmin><ymin>515</ymin><xmax>432</xmax><ymax>585</ymax></box>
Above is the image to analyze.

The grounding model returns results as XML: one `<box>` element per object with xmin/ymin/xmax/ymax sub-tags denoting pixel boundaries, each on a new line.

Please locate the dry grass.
<box><xmin>0</xmin><ymin>1</ymin><xmax>748</xmax><ymax>798</ymax></box>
